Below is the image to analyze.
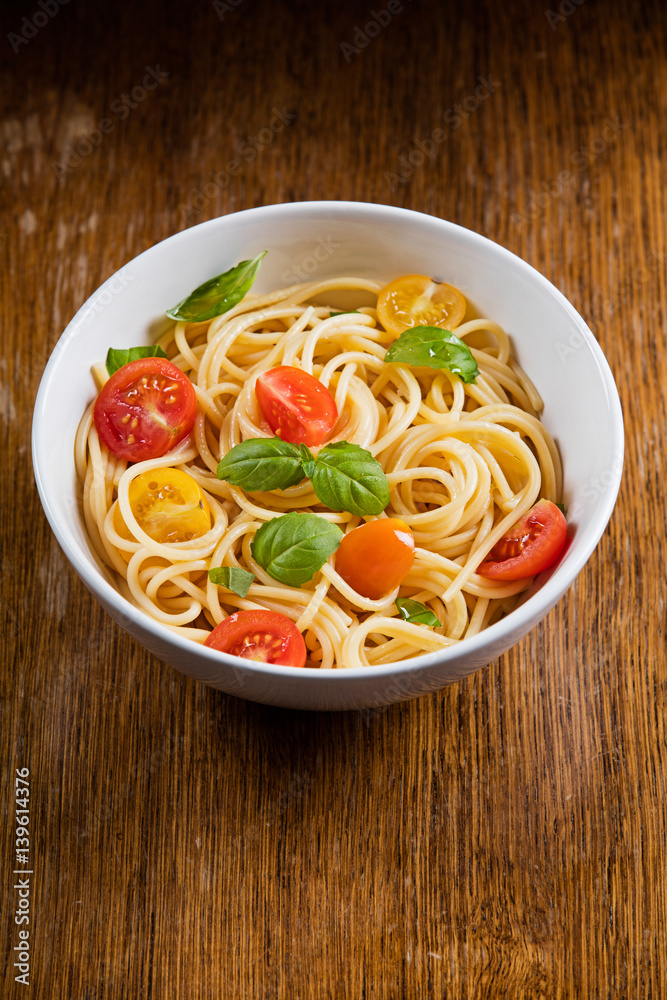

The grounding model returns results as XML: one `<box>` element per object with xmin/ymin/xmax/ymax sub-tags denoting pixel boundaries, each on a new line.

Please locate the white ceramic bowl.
<box><xmin>32</xmin><ymin>202</ymin><xmax>624</xmax><ymax>710</ymax></box>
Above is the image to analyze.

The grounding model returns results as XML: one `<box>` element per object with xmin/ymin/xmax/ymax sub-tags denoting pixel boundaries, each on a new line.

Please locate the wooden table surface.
<box><xmin>3</xmin><ymin>0</ymin><xmax>665</xmax><ymax>996</ymax></box>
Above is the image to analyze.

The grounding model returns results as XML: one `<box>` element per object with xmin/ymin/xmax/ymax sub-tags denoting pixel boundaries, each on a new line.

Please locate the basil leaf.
<box><xmin>330</xmin><ymin>310</ymin><xmax>361</xmax><ymax>317</ymax></box>
<box><xmin>166</xmin><ymin>251</ymin><xmax>267</xmax><ymax>323</ymax></box>
<box><xmin>310</xmin><ymin>441</ymin><xmax>390</xmax><ymax>516</ymax></box>
<box><xmin>217</xmin><ymin>438</ymin><xmax>305</xmax><ymax>492</ymax></box>
<box><xmin>251</xmin><ymin>512</ymin><xmax>342</xmax><ymax>586</ymax></box>
<box><xmin>105</xmin><ymin>345</ymin><xmax>168</xmax><ymax>376</ymax></box>
<box><xmin>216</xmin><ymin>437</ymin><xmax>389</xmax><ymax>516</ymax></box>
<box><xmin>299</xmin><ymin>444</ymin><xmax>316</xmax><ymax>480</ymax></box>
<box><xmin>384</xmin><ymin>325</ymin><xmax>479</xmax><ymax>383</ymax></box>
<box><xmin>554</xmin><ymin>501</ymin><xmax>566</xmax><ymax>515</ymax></box>
<box><xmin>208</xmin><ymin>566</ymin><xmax>255</xmax><ymax>598</ymax></box>
<box><xmin>395</xmin><ymin>598</ymin><xmax>441</xmax><ymax>627</ymax></box>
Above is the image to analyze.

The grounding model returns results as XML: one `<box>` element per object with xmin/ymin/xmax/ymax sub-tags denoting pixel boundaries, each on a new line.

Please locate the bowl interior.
<box><xmin>32</xmin><ymin>202</ymin><xmax>623</xmax><ymax>704</ymax></box>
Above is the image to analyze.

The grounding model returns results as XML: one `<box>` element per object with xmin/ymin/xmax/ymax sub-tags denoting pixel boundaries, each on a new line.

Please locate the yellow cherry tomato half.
<box><xmin>376</xmin><ymin>274</ymin><xmax>467</xmax><ymax>336</ymax></box>
<box><xmin>114</xmin><ymin>468</ymin><xmax>212</xmax><ymax>546</ymax></box>
<box><xmin>335</xmin><ymin>518</ymin><xmax>415</xmax><ymax>599</ymax></box>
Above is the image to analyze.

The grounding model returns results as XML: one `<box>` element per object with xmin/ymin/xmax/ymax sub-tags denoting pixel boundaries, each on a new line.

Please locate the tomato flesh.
<box><xmin>376</xmin><ymin>274</ymin><xmax>467</xmax><ymax>336</ymax></box>
<box><xmin>255</xmin><ymin>366</ymin><xmax>338</xmax><ymax>447</ymax></box>
<box><xmin>204</xmin><ymin>610</ymin><xmax>307</xmax><ymax>667</ymax></box>
<box><xmin>335</xmin><ymin>518</ymin><xmax>415</xmax><ymax>599</ymax></box>
<box><xmin>477</xmin><ymin>500</ymin><xmax>567</xmax><ymax>581</ymax></box>
<box><xmin>114</xmin><ymin>468</ymin><xmax>211</xmax><ymax>546</ymax></box>
<box><xmin>94</xmin><ymin>357</ymin><xmax>197</xmax><ymax>462</ymax></box>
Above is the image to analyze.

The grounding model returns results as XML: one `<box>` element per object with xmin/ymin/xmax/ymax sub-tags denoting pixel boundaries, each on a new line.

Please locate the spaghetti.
<box><xmin>75</xmin><ymin>275</ymin><xmax>562</xmax><ymax>669</ymax></box>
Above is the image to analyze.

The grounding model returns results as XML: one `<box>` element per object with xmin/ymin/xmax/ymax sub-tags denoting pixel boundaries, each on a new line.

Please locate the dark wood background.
<box><xmin>2</xmin><ymin>0</ymin><xmax>666</xmax><ymax>996</ymax></box>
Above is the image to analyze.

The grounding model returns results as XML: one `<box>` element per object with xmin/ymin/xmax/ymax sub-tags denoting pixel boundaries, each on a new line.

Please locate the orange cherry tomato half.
<box><xmin>477</xmin><ymin>500</ymin><xmax>567</xmax><ymax>581</ymax></box>
<box><xmin>335</xmin><ymin>518</ymin><xmax>415</xmax><ymax>599</ymax></box>
<box><xmin>204</xmin><ymin>610</ymin><xmax>307</xmax><ymax>667</ymax></box>
<box><xmin>255</xmin><ymin>366</ymin><xmax>338</xmax><ymax>447</ymax></box>
<box><xmin>376</xmin><ymin>274</ymin><xmax>467</xmax><ymax>337</ymax></box>
<box><xmin>94</xmin><ymin>357</ymin><xmax>197</xmax><ymax>462</ymax></box>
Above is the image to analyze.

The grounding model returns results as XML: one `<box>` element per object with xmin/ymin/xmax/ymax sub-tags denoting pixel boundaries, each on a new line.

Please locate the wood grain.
<box><xmin>2</xmin><ymin>0</ymin><xmax>666</xmax><ymax>996</ymax></box>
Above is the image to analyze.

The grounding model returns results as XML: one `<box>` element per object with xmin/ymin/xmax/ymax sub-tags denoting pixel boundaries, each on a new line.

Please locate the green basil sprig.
<box><xmin>216</xmin><ymin>438</ymin><xmax>390</xmax><ymax>517</ymax></box>
<box><xmin>251</xmin><ymin>512</ymin><xmax>342</xmax><ymax>586</ymax></box>
<box><xmin>309</xmin><ymin>442</ymin><xmax>390</xmax><ymax>516</ymax></box>
<box><xmin>217</xmin><ymin>437</ymin><xmax>306</xmax><ymax>492</ymax></box>
<box><xmin>384</xmin><ymin>325</ymin><xmax>479</xmax><ymax>384</ymax></box>
<box><xmin>208</xmin><ymin>566</ymin><xmax>255</xmax><ymax>598</ymax></box>
<box><xmin>166</xmin><ymin>251</ymin><xmax>267</xmax><ymax>323</ymax></box>
<box><xmin>395</xmin><ymin>597</ymin><xmax>441</xmax><ymax>627</ymax></box>
<box><xmin>330</xmin><ymin>310</ymin><xmax>361</xmax><ymax>317</ymax></box>
<box><xmin>105</xmin><ymin>345</ymin><xmax>168</xmax><ymax>376</ymax></box>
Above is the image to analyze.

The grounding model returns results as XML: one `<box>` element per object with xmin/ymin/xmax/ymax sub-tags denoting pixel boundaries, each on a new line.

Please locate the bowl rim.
<box><xmin>32</xmin><ymin>199</ymin><xmax>625</xmax><ymax>683</ymax></box>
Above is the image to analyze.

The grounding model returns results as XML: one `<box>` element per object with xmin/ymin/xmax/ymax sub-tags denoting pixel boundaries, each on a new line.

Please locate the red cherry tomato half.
<box><xmin>477</xmin><ymin>500</ymin><xmax>567</xmax><ymax>581</ymax></box>
<box><xmin>335</xmin><ymin>518</ymin><xmax>415</xmax><ymax>599</ymax></box>
<box><xmin>93</xmin><ymin>357</ymin><xmax>197</xmax><ymax>463</ymax></box>
<box><xmin>204</xmin><ymin>610</ymin><xmax>307</xmax><ymax>667</ymax></box>
<box><xmin>255</xmin><ymin>366</ymin><xmax>338</xmax><ymax>447</ymax></box>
